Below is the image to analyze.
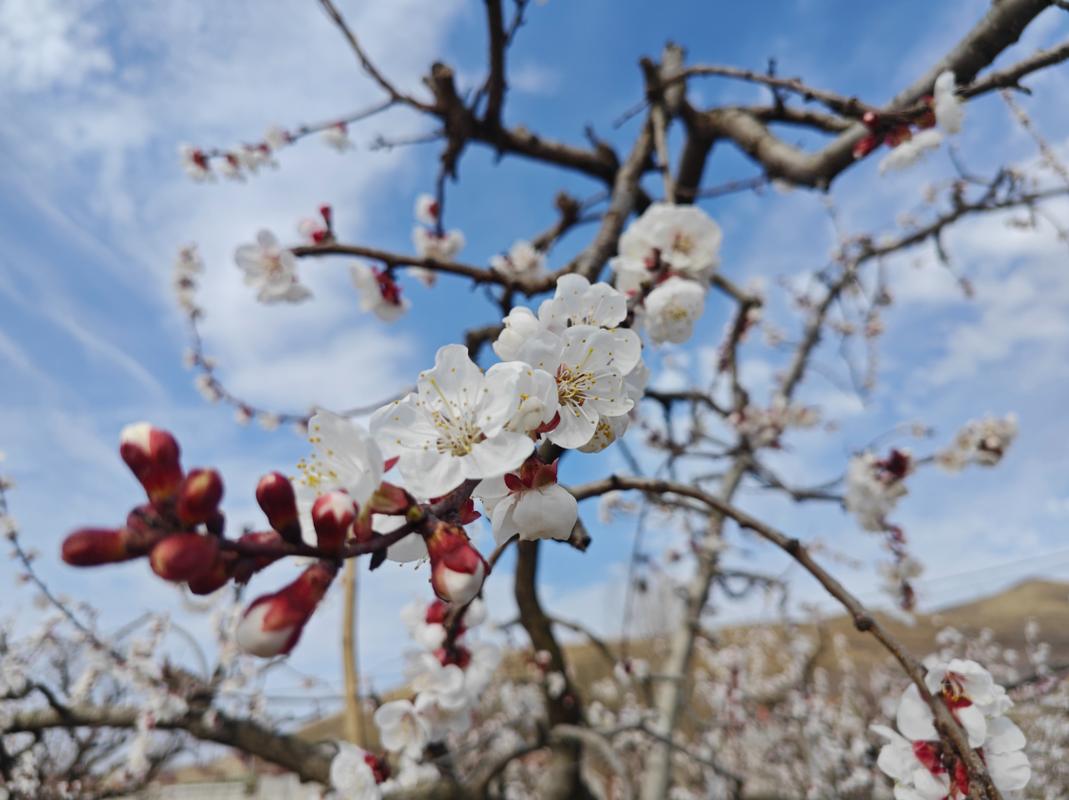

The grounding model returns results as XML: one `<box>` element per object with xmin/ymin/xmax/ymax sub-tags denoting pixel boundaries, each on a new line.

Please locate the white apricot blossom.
<box><xmin>178</xmin><ymin>144</ymin><xmax>212</xmax><ymax>181</ymax></box>
<box><xmin>642</xmin><ymin>276</ymin><xmax>707</xmax><ymax>344</ymax></box>
<box><xmin>934</xmin><ymin>70</ymin><xmax>964</xmax><ymax>135</ymax></box>
<box><xmin>412</xmin><ymin>227</ymin><xmax>466</xmax><ymax>263</ymax></box>
<box><xmin>578</xmin><ymin>359</ymin><xmax>648</xmax><ymax>453</ymax></box>
<box><xmin>350</xmin><ymin>263</ymin><xmax>410</xmax><ymax>322</ymax></box>
<box><xmin>611</xmin><ymin>203</ymin><xmax>722</xmax><ymax>288</ymax></box>
<box><xmin>878</xmin><ymin>129</ymin><xmax>944</xmax><ymax>174</ymax></box>
<box><xmin>493</xmin><ymin>306</ymin><xmax>544</xmax><ymax>361</ymax></box>
<box><xmin>937</xmin><ymin>413</ymin><xmax>1018</xmax><ymax>471</ymax></box>
<box><xmin>294</xmin><ymin>409</ymin><xmax>384</xmax><ymax>543</ymax></box>
<box><xmin>514</xmin><ymin>325</ymin><xmax>634</xmax><ymax>449</ymax></box>
<box><xmin>373</xmin><ymin>699</ymin><xmax>431</xmax><ymax>758</ymax></box>
<box><xmin>491</xmin><ymin>361</ymin><xmax>560</xmax><ymax>435</ymax></box>
<box><xmin>330</xmin><ymin>743</ymin><xmax>382</xmax><ymax>800</ymax></box>
<box><xmin>296</xmin><ymin>410</ymin><xmax>384</xmax><ymax>506</ymax></box>
<box><xmin>843</xmin><ymin>450</ymin><xmax>910</xmax><ymax>531</ymax></box>
<box><xmin>322</xmin><ymin>122</ymin><xmax>353</xmax><ymax>151</ymax></box>
<box><xmin>475</xmin><ymin>463</ymin><xmax>577</xmax><ymax>545</ymax></box>
<box><xmin>490</xmin><ymin>240</ymin><xmax>549</xmax><ymax>282</ymax></box>
<box><xmin>370</xmin><ymin>345</ymin><xmax>533</xmax><ymax>498</ymax></box>
<box><xmin>234</xmin><ymin>230</ymin><xmax>311</xmax><ymax>303</ymax></box>
<box><xmin>414</xmin><ymin>193</ymin><xmax>440</xmax><ymax>226</ymax></box>
<box><xmin>264</xmin><ymin>125</ymin><xmax>291</xmax><ymax>150</ymax></box>
<box><xmin>400</xmin><ymin>600</ymin><xmax>446</xmax><ymax>650</ymax></box>
<box><xmin>537</xmin><ymin>274</ymin><xmax>642</xmax><ymax>375</ymax></box>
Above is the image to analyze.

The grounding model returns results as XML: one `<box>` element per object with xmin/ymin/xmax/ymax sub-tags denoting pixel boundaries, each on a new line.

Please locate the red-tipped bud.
<box><xmin>425</xmin><ymin>599</ymin><xmax>450</xmax><ymax>625</ymax></box>
<box><xmin>885</xmin><ymin>125</ymin><xmax>912</xmax><ymax>147</ymax></box>
<box><xmin>235</xmin><ymin>561</ymin><xmax>337</xmax><ymax>657</ymax></box>
<box><xmin>852</xmin><ymin>133</ymin><xmax>880</xmax><ymax>159</ymax></box>
<box><xmin>187</xmin><ymin>555</ymin><xmax>233</xmax><ymax>595</ymax></box>
<box><xmin>426</xmin><ymin>523</ymin><xmax>488</xmax><ymax>606</ymax></box>
<box><xmin>255</xmin><ymin>472</ymin><xmax>302</xmax><ymax>544</ymax></box>
<box><xmin>916</xmin><ymin>95</ymin><xmax>937</xmax><ymax>129</ymax></box>
<box><xmin>436</xmin><ymin>645</ymin><xmax>471</xmax><ymax>669</ymax></box>
<box><xmin>120</xmin><ymin>423</ymin><xmax>183</xmax><ymax>506</ymax></box>
<box><xmin>861</xmin><ymin>110</ymin><xmax>879</xmax><ymax>129</ymax></box>
<box><xmin>62</xmin><ymin>528</ymin><xmax>139</xmax><ymax>566</ymax></box>
<box><xmin>367</xmin><ymin>482</ymin><xmax>415</xmax><ymax>515</ymax></box>
<box><xmin>231</xmin><ymin>530</ymin><xmax>286</xmax><ymax>583</ymax></box>
<box><xmin>149</xmin><ymin>533</ymin><xmax>220</xmax><ymax>583</ymax></box>
<box><xmin>319</xmin><ymin>204</ymin><xmax>333</xmax><ymax>227</ymax></box>
<box><xmin>364</xmin><ymin>752</ymin><xmax>390</xmax><ymax>784</ymax></box>
<box><xmin>177</xmin><ymin>468</ymin><xmax>224</xmax><ymax>525</ymax></box>
<box><xmin>311</xmin><ymin>491</ymin><xmax>356</xmax><ymax>552</ymax></box>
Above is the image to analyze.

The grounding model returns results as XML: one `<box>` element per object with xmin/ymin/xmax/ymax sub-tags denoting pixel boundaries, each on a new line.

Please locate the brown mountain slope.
<box><xmin>299</xmin><ymin>578</ymin><xmax>1069</xmax><ymax>745</ymax></box>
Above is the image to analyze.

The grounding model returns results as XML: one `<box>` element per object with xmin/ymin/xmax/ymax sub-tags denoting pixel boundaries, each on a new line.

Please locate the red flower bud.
<box><xmin>311</xmin><ymin>491</ymin><xmax>356</xmax><ymax>552</ymax></box>
<box><xmin>62</xmin><ymin>527</ymin><xmax>139</xmax><ymax>567</ymax></box>
<box><xmin>120</xmin><ymin>423</ymin><xmax>184</xmax><ymax>506</ymax></box>
<box><xmin>426</xmin><ymin>523</ymin><xmax>488</xmax><ymax>606</ymax></box>
<box><xmin>852</xmin><ymin>133</ymin><xmax>881</xmax><ymax>159</ymax></box>
<box><xmin>177</xmin><ymin>468</ymin><xmax>224</xmax><ymax>525</ymax></box>
<box><xmin>425</xmin><ymin>599</ymin><xmax>449</xmax><ymax>625</ymax></box>
<box><xmin>255</xmin><ymin>472</ymin><xmax>302</xmax><ymax>544</ymax></box>
<box><xmin>319</xmin><ymin>204</ymin><xmax>333</xmax><ymax>227</ymax></box>
<box><xmin>231</xmin><ymin>530</ymin><xmax>286</xmax><ymax>583</ymax></box>
<box><xmin>150</xmin><ymin>533</ymin><xmax>220</xmax><ymax>583</ymax></box>
<box><xmin>235</xmin><ymin>561</ymin><xmax>337</xmax><ymax>657</ymax></box>
<box><xmin>861</xmin><ymin>110</ymin><xmax>879</xmax><ymax>129</ymax></box>
<box><xmin>885</xmin><ymin>125</ymin><xmax>913</xmax><ymax>147</ymax></box>
<box><xmin>187</xmin><ymin>555</ymin><xmax>233</xmax><ymax>595</ymax></box>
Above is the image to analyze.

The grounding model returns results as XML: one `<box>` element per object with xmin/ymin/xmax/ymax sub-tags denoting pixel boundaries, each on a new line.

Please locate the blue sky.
<box><xmin>2</xmin><ymin>0</ymin><xmax>1069</xmax><ymax>711</ymax></box>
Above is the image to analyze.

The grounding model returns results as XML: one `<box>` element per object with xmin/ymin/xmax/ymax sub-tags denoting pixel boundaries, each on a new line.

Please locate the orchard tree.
<box><xmin>3</xmin><ymin>1</ymin><xmax>1069</xmax><ymax>799</ymax></box>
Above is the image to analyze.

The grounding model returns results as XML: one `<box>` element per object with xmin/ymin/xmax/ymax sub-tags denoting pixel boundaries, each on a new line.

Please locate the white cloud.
<box><xmin>0</xmin><ymin>0</ymin><xmax>113</xmax><ymax>92</ymax></box>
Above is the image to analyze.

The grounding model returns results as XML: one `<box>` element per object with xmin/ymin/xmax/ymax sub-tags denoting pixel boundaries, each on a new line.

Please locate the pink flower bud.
<box><xmin>119</xmin><ymin>423</ymin><xmax>184</xmax><ymax>506</ymax></box>
<box><xmin>235</xmin><ymin>562</ymin><xmax>337</xmax><ymax>657</ymax></box>
<box><xmin>426</xmin><ymin>523</ymin><xmax>488</xmax><ymax>606</ymax></box>
<box><xmin>176</xmin><ymin>468</ymin><xmax>224</xmax><ymax>525</ymax></box>
<box><xmin>255</xmin><ymin>472</ymin><xmax>302</xmax><ymax>544</ymax></box>
<box><xmin>149</xmin><ymin>533</ymin><xmax>220</xmax><ymax>583</ymax></box>
<box><xmin>62</xmin><ymin>527</ymin><xmax>140</xmax><ymax>566</ymax></box>
<box><xmin>311</xmin><ymin>491</ymin><xmax>356</xmax><ymax>552</ymax></box>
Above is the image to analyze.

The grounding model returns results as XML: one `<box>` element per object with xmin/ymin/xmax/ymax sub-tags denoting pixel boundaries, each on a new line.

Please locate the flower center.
<box><xmin>671</xmin><ymin>230</ymin><xmax>694</xmax><ymax>255</ymax></box>
<box><xmin>431</xmin><ymin>411</ymin><xmax>484</xmax><ymax>456</ymax></box>
<box><xmin>556</xmin><ymin>364</ymin><xmax>595</xmax><ymax>408</ymax></box>
<box><xmin>263</xmin><ymin>252</ymin><xmax>285</xmax><ymax>277</ymax></box>
<box><xmin>939</xmin><ymin>673</ymin><xmax>973</xmax><ymax>710</ymax></box>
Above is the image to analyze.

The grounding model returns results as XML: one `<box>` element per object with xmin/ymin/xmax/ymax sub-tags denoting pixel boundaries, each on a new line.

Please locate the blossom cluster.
<box><xmin>861</xmin><ymin>71</ymin><xmax>965</xmax><ymax>174</ymax></box>
<box><xmin>610</xmin><ymin>203</ymin><xmax>722</xmax><ymax>344</ymax></box>
<box><xmin>844</xmin><ymin>448</ymin><xmax>912</xmax><ymax>533</ymax></box>
<box><xmin>178</xmin><ymin>120</ymin><xmax>361</xmax><ymax>183</ymax></box>
<box><xmin>874</xmin><ymin>659</ymin><xmax>1030</xmax><ymax>799</ymax></box>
